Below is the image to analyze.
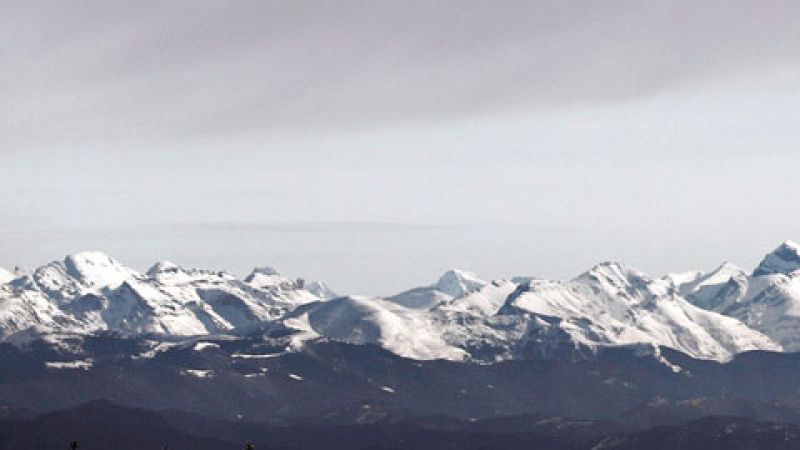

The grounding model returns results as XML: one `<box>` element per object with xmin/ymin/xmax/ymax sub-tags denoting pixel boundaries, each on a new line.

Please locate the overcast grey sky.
<box><xmin>2</xmin><ymin>1</ymin><xmax>800</xmax><ymax>294</ymax></box>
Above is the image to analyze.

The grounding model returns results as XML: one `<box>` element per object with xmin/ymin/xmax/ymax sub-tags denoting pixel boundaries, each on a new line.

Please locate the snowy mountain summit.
<box><xmin>753</xmin><ymin>240</ymin><xmax>800</xmax><ymax>276</ymax></box>
<box><xmin>2</xmin><ymin>243</ymin><xmax>800</xmax><ymax>363</ymax></box>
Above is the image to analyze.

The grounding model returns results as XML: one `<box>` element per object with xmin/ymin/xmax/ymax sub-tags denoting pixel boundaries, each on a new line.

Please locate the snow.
<box><xmin>711</xmin><ymin>273</ymin><xmax>800</xmax><ymax>350</ymax></box>
<box><xmin>500</xmin><ymin>262</ymin><xmax>779</xmax><ymax>361</ymax></box>
<box><xmin>0</xmin><ymin>254</ymin><xmax>331</xmax><ymax>339</ymax></box>
<box><xmin>288</xmin><ymin>373</ymin><xmax>304</xmax><ymax>381</ymax></box>
<box><xmin>304</xmin><ymin>280</ymin><xmax>337</xmax><ymax>300</ymax></box>
<box><xmin>63</xmin><ymin>252</ymin><xmax>138</xmax><ymax>289</ymax></box>
<box><xmin>244</xmin><ymin>266</ymin><xmax>284</xmax><ymax>288</ymax></box>
<box><xmin>754</xmin><ymin>240</ymin><xmax>800</xmax><ymax>276</ymax></box>
<box><xmin>435</xmin><ymin>269</ymin><xmax>487</xmax><ymax>298</ymax></box>
<box><xmin>440</xmin><ymin>280</ymin><xmax>518</xmax><ymax>315</ymax></box>
<box><xmin>672</xmin><ymin>251</ymin><xmax>800</xmax><ymax>351</ymax></box>
<box><xmin>146</xmin><ymin>260</ymin><xmax>181</xmax><ymax>276</ymax></box>
<box><xmin>45</xmin><ymin>359</ymin><xmax>93</xmax><ymax>370</ymax></box>
<box><xmin>299</xmin><ymin>296</ymin><xmax>468</xmax><ymax>361</ymax></box>
<box><xmin>387</xmin><ymin>269</ymin><xmax>488</xmax><ymax>309</ymax></box>
<box><xmin>250</xmin><ymin>266</ymin><xmax>280</xmax><ymax>277</ymax></box>
<box><xmin>184</xmin><ymin>369</ymin><xmax>214</xmax><ymax>378</ymax></box>
<box><xmin>137</xmin><ymin>341</ymin><xmax>183</xmax><ymax>359</ymax></box>
<box><xmin>284</xmin><ymin>265</ymin><xmax>766</xmax><ymax>362</ymax></box>
<box><xmin>0</xmin><ymin>268</ymin><xmax>13</xmax><ymax>284</ymax></box>
<box><xmin>387</xmin><ymin>287</ymin><xmax>451</xmax><ymax>309</ymax></box>
<box><xmin>231</xmin><ymin>352</ymin><xmax>284</xmax><ymax>359</ymax></box>
<box><xmin>146</xmin><ymin>261</ymin><xmax>198</xmax><ymax>284</ymax></box>
<box><xmin>662</xmin><ymin>270</ymin><xmax>705</xmax><ymax>289</ymax></box>
<box><xmin>282</xmin><ymin>312</ymin><xmax>322</xmax><ymax>352</ymax></box>
<box><xmin>669</xmin><ymin>262</ymin><xmax>747</xmax><ymax>312</ymax></box>
<box><xmin>193</xmin><ymin>342</ymin><xmax>220</xmax><ymax>351</ymax></box>
<box><xmin>3</xmin><ymin>245</ymin><xmax>800</xmax><ymax>364</ymax></box>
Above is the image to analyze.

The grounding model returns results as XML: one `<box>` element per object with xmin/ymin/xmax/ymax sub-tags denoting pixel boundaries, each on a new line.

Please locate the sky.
<box><xmin>2</xmin><ymin>0</ymin><xmax>800</xmax><ymax>295</ymax></box>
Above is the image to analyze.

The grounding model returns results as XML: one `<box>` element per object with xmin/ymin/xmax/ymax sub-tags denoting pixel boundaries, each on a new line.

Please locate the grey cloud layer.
<box><xmin>3</xmin><ymin>1</ymin><xmax>800</xmax><ymax>294</ymax></box>
<box><xmin>4</xmin><ymin>0</ymin><xmax>800</xmax><ymax>147</ymax></box>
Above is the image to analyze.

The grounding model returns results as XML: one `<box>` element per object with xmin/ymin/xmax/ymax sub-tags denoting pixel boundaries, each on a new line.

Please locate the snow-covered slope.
<box><xmin>435</xmin><ymin>269</ymin><xmax>488</xmax><ymax>298</ymax></box>
<box><xmin>0</xmin><ymin>268</ymin><xmax>14</xmax><ymax>285</ymax></box>
<box><xmin>673</xmin><ymin>262</ymin><xmax>748</xmax><ymax>311</ymax></box>
<box><xmin>387</xmin><ymin>269</ymin><xmax>487</xmax><ymax>309</ymax></box>
<box><xmin>679</xmin><ymin>242</ymin><xmax>800</xmax><ymax>351</ymax></box>
<box><xmin>498</xmin><ymin>262</ymin><xmax>778</xmax><ymax>361</ymax></box>
<box><xmin>440</xmin><ymin>279</ymin><xmax>518</xmax><ymax>315</ymax></box>
<box><xmin>281</xmin><ymin>264</ymin><xmax>777</xmax><ymax>362</ymax></box>
<box><xmin>287</xmin><ymin>296</ymin><xmax>468</xmax><ymax>361</ymax></box>
<box><xmin>0</xmin><ymin>252</ymin><xmax>329</xmax><ymax>339</ymax></box>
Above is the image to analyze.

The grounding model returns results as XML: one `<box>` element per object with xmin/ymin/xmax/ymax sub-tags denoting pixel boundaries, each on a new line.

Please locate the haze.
<box><xmin>2</xmin><ymin>0</ymin><xmax>799</xmax><ymax>295</ymax></box>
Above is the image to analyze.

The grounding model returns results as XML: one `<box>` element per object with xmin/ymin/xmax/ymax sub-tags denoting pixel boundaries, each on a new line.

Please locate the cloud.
<box><xmin>3</xmin><ymin>0</ymin><xmax>800</xmax><ymax>149</ymax></box>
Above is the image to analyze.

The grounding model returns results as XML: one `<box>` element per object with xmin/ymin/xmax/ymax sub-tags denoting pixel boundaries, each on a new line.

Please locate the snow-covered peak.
<box><xmin>662</xmin><ymin>270</ymin><xmax>705</xmax><ymax>288</ymax></box>
<box><xmin>249</xmin><ymin>266</ymin><xmax>280</xmax><ymax>277</ymax></box>
<box><xmin>510</xmin><ymin>275</ymin><xmax>538</xmax><ymax>284</ymax></box>
<box><xmin>145</xmin><ymin>260</ymin><xmax>216</xmax><ymax>284</ymax></box>
<box><xmin>679</xmin><ymin>262</ymin><xmax>745</xmax><ymax>296</ymax></box>
<box><xmin>245</xmin><ymin>266</ymin><xmax>285</xmax><ymax>289</ymax></box>
<box><xmin>292</xmin><ymin>296</ymin><xmax>468</xmax><ymax>361</ymax></box>
<box><xmin>498</xmin><ymin>266</ymin><xmax>779</xmax><ymax>360</ymax></box>
<box><xmin>303</xmin><ymin>280</ymin><xmax>337</xmax><ymax>300</ymax></box>
<box><xmin>63</xmin><ymin>251</ymin><xmax>137</xmax><ymax>289</ymax></box>
<box><xmin>0</xmin><ymin>249</ymin><xmax>795</xmax><ymax>364</ymax></box>
<box><xmin>434</xmin><ymin>269</ymin><xmax>487</xmax><ymax>298</ymax></box>
<box><xmin>388</xmin><ymin>269</ymin><xmax>490</xmax><ymax>309</ymax></box>
<box><xmin>676</xmin><ymin>262</ymin><xmax>749</xmax><ymax>313</ymax></box>
<box><xmin>714</xmin><ymin>261</ymin><xmax>745</xmax><ymax>277</ymax></box>
<box><xmin>577</xmin><ymin>262</ymin><xmax>651</xmax><ymax>292</ymax></box>
<box><xmin>146</xmin><ymin>260</ymin><xmax>181</xmax><ymax>277</ymax></box>
<box><xmin>754</xmin><ymin>241</ymin><xmax>800</xmax><ymax>277</ymax></box>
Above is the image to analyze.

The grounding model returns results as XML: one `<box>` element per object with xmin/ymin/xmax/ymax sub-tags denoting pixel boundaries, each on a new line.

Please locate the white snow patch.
<box><xmin>0</xmin><ymin>268</ymin><xmax>13</xmax><ymax>284</ymax></box>
<box><xmin>45</xmin><ymin>359</ymin><xmax>93</xmax><ymax>370</ymax></box>
<box><xmin>184</xmin><ymin>369</ymin><xmax>214</xmax><ymax>378</ymax></box>
<box><xmin>193</xmin><ymin>342</ymin><xmax>220</xmax><ymax>351</ymax></box>
<box><xmin>232</xmin><ymin>352</ymin><xmax>284</xmax><ymax>359</ymax></box>
<box><xmin>137</xmin><ymin>341</ymin><xmax>183</xmax><ymax>359</ymax></box>
<box><xmin>244</xmin><ymin>373</ymin><xmax>266</xmax><ymax>378</ymax></box>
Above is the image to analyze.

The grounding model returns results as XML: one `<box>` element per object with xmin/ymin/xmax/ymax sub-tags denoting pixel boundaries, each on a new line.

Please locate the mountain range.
<box><xmin>5</xmin><ymin>243</ymin><xmax>800</xmax><ymax>446</ymax></box>
<box><xmin>3</xmin><ymin>241</ymin><xmax>800</xmax><ymax>363</ymax></box>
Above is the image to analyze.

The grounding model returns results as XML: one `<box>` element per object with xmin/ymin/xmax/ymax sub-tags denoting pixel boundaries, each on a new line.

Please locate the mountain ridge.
<box><xmin>1</xmin><ymin>242</ymin><xmax>800</xmax><ymax>364</ymax></box>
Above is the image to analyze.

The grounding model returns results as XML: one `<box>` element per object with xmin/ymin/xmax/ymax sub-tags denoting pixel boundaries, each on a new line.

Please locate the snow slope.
<box><xmin>679</xmin><ymin>242</ymin><xmax>800</xmax><ymax>351</ymax></box>
<box><xmin>497</xmin><ymin>262</ymin><xmax>778</xmax><ymax>361</ymax></box>
<box><xmin>387</xmin><ymin>269</ymin><xmax>487</xmax><ymax>309</ymax></box>
<box><xmin>0</xmin><ymin>252</ymin><xmax>329</xmax><ymax>339</ymax></box>
<box><xmin>284</xmin><ymin>264</ymin><xmax>777</xmax><ymax>362</ymax></box>
<box><xmin>290</xmin><ymin>296</ymin><xmax>468</xmax><ymax>361</ymax></box>
<box><xmin>0</xmin><ymin>268</ymin><xmax>14</xmax><ymax>285</ymax></box>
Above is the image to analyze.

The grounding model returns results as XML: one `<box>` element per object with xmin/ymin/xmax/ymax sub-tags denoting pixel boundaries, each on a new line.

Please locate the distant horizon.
<box><xmin>0</xmin><ymin>221</ymin><xmax>791</xmax><ymax>297</ymax></box>
<box><xmin>4</xmin><ymin>1</ymin><xmax>800</xmax><ymax>296</ymax></box>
